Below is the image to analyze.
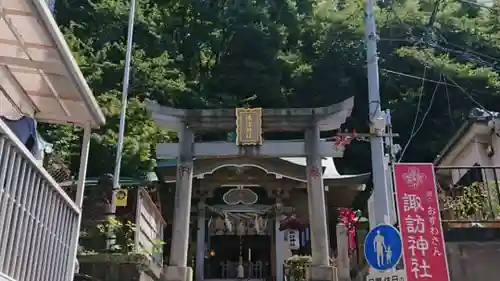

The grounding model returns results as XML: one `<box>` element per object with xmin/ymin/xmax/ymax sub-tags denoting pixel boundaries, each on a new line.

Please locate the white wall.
<box><xmin>440</xmin><ymin>124</ymin><xmax>500</xmax><ymax>184</ymax></box>
<box><xmin>439</xmin><ymin>124</ymin><xmax>500</xmax><ymax>214</ymax></box>
<box><xmin>449</xmin><ymin>140</ymin><xmax>485</xmax><ymax>184</ymax></box>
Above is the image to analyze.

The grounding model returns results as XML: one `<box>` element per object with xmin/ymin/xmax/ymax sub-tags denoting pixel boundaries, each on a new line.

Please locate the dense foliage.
<box><xmin>44</xmin><ymin>0</ymin><xmax>500</xmax><ymax>178</ymax></box>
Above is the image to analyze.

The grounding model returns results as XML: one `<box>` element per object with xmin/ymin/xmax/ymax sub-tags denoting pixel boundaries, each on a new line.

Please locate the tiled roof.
<box><xmin>468</xmin><ymin>107</ymin><xmax>500</xmax><ymax>120</ymax></box>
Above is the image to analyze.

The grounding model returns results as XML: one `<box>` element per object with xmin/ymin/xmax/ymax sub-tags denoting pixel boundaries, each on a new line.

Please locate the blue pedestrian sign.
<box><xmin>363</xmin><ymin>224</ymin><xmax>402</xmax><ymax>271</ymax></box>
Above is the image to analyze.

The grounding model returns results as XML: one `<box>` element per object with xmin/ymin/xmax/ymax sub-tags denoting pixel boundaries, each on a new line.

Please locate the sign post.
<box><xmin>393</xmin><ymin>163</ymin><xmax>451</xmax><ymax>281</ymax></box>
<box><xmin>364</xmin><ymin>224</ymin><xmax>403</xmax><ymax>272</ymax></box>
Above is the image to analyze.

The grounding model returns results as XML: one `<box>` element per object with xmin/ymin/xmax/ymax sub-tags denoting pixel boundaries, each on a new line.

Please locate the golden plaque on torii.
<box><xmin>235</xmin><ymin>107</ymin><xmax>263</xmax><ymax>146</ymax></box>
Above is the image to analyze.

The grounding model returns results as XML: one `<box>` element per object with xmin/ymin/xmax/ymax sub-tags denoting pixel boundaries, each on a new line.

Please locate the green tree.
<box><xmin>44</xmin><ymin>0</ymin><xmax>500</xmax><ymax>179</ymax></box>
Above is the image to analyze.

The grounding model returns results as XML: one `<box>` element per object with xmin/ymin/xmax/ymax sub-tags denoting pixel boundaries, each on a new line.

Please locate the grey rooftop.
<box><xmin>146</xmin><ymin>97</ymin><xmax>354</xmax><ymax>132</ymax></box>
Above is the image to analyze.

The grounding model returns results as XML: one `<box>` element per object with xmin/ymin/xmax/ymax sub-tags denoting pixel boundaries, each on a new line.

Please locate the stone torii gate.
<box><xmin>147</xmin><ymin>97</ymin><xmax>355</xmax><ymax>281</ymax></box>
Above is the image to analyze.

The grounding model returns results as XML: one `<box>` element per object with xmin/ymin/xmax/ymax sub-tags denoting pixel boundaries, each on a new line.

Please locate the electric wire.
<box><xmin>412</xmin><ymin>41</ymin><xmax>492</xmax><ymax>114</ymax></box>
<box><xmin>386</xmin><ymin>0</ymin><xmax>500</xmax><ymax>69</ymax></box>
<box><xmin>380</xmin><ymin>68</ymin><xmax>458</xmax><ymax>87</ymax></box>
<box><xmin>443</xmin><ymin>76</ymin><xmax>456</xmax><ymax>129</ymax></box>
<box><xmin>441</xmin><ymin>74</ymin><xmax>490</xmax><ymax>113</ymax></box>
<box><xmin>398</xmin><ymin>74</ymin><xmax>443</xmax><ymax>162</ymax></box>
<box><xmin>383</xmin><ymin>0</ymin><xmax>496</xmax><ymax>161</ymax></box>
<box><xmin>384</xmin><ymin>1</ymin><xmax>497</xmax><ymax>101</ymax></box>
<box><xmin>406</xmin><ymin>66</ymin><xmax>428</xmax><ymax>155</ymax></box>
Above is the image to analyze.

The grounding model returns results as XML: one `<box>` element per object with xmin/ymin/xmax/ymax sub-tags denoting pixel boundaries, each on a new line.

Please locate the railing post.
<box><xmin>492</xmin><ymin>168</ymin><xmax>500</xmax><ymax>216</ymax></box>
<box><xmin>75</xmin><ymin>123</ymin><xmax>92</xmax><ymax>207</ymax></box>
<box><xmin>67</xmin><ymin>122</ymin><xmax>92</xmax><ymax>280</ymax></box>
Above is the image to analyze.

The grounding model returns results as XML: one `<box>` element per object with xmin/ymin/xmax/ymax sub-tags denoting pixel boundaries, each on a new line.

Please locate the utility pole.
<box><xmin>108</xmin><ymin>0</ymin><xmax>136</xmax><ymax>248</ymax></box>
<box><xmin>112</xmin><ymin>0</ymin><xmax>136</xmax><ymax>201</ymax></box>
<box><xmin>364</xmin><ymin>0</ymin><xmax>391</xmax><ymax>225</ymax></box>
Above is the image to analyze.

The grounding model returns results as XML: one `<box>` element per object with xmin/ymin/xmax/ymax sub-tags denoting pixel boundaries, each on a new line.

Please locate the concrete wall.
<box><xmin>440</xmin><ymin>123</ymin><xmax>500</xmax><ymax>166</ymax></box>
<box><xmin>446</xmin><ymin>242</ymin><xmax>500</xmax><ymax>281</ymax></box>
<box><xmin>436</xmin><ymin>123</ymin><xmax>500</xmax><ymax>218</ymax></box>
<box><xmin>439</xmin><ymin>123</ymin><xmax>500</xmax><ymax>184</ymax></box>
<box><xmin>444</xmin><ymin>133</ymin><xmax>498</xmax><ymax>182</ymax></box>
<box><xmin>78</xmin><ymin>254</ymin><xmax>162</xmax><ymax>281</ymax></box>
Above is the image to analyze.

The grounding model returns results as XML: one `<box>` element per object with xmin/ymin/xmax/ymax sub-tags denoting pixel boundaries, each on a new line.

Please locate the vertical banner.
<box><xmin>393</xmin><ymin>163</ymin><xmax>450</xmax><ymax>281</ymax></box>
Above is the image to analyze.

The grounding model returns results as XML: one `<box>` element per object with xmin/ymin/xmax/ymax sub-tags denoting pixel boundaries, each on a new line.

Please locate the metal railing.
<box><xmin>435</xmin><ymin>166</ymin><xmax>500</xmax><ymax>221</ymax></box>
<box><xmin>0</xmin><ymin>119</ymin><xmax>80</xmax><ymax>281</ymax></box>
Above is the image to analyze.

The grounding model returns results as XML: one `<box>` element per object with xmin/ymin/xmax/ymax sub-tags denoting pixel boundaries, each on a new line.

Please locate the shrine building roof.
<box><xmin>155</xmin><ymin>156</ymin><xmax>369</xmax><ymax>187</ymax></box>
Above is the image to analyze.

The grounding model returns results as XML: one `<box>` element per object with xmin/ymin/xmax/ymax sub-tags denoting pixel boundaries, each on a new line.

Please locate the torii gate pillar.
<box><xmin>163</xmin><ymin>124</ymin><xmax>195</xmax><ymax>281</ymax></box>
<box><xmin>305</xmin><ymin>124</ymin><xmax>337</xmax><ymax>281</ymax></box>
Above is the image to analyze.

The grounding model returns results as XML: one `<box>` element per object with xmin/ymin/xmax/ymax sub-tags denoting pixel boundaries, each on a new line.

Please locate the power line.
<box><xmin>398</xmin><ymin>74</ymin><xmax>442</xmax><ymax>162</ymax></box>
<box><xmin>443</xmin><ymin>76</ymin><xmax>456</xmax><ymax>129</ymax></box>
<box><xmin>406</xmin><ymin>66</ymin><xmax>428</xmax><ymax>153</ymax></box>
<box><xmin>442</xmin><ymin>74</ymin><xmax>490</xmax><ymax>112</ymax></box>
<box><xmin>381</xmin><ymin>1</ymin><xmax>496</xmax><ymax>161</ymax></box>
<box><xmin>380</xmin><ymin>68</ymin><xmax>458</xmax><ymax>87</ymax></box>
<box><xmin>414</xmin><ymin>45</ymin><xmax>493</xmax><ymax>114</ymax></box>
<box><xmin>386</xmin><ymin>1</ymin><xmax>500</xmax><ymax>69</ymax></box>
<box><xmin>385</xmin><ymin>2</ymin><xmax>494</xmax><ymax>111</ymax></box>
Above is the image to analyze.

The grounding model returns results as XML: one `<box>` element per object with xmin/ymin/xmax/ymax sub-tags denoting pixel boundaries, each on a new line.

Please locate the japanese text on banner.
<box><xmin>394</xmin><ymin>163</ymin><xmax>450</xmax><ymax>281</ymax></box>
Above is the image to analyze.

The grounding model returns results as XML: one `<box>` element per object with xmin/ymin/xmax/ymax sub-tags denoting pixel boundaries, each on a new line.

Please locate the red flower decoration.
<box><xmin>309</xmin><ymin>167</ymin><xmax>320</xmax><ymax>179</ymax></box>
<box><xmin>338</xmin><ymin>207</ymin><xmax>360</xmax><ymax>253</ymax></box>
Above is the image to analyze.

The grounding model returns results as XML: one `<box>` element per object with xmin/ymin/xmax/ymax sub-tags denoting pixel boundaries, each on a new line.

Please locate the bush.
<box><xmin>285</xmin><ymin>255</ymin><xmax>312</xmax><ymax>281</ymax></box>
